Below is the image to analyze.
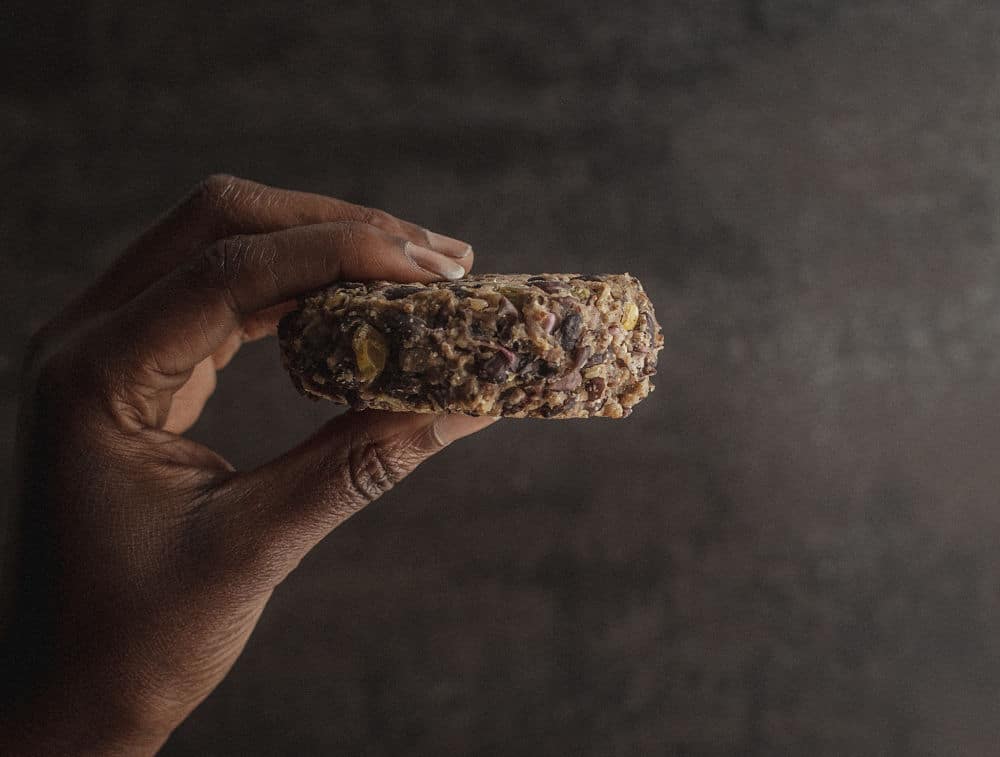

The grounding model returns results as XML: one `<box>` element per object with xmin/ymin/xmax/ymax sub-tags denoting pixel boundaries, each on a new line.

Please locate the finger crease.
<box><xmin>370</xmin><ymin>441</ymin><xmax>397</xmax><ymax>487</ymax></box>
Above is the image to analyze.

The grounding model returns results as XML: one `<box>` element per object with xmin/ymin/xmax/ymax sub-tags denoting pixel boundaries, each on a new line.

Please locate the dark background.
<box><xmin>3</xmin><ymin>1</ymin><xmax>1000</xmax><ymax>754</ymax></box>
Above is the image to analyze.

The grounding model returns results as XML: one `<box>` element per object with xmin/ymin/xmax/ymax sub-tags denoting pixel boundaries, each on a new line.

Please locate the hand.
<box><xmin>0</xmin><ymin>175</ymin><xmax>495</xmax><ymax>755</ymax></box>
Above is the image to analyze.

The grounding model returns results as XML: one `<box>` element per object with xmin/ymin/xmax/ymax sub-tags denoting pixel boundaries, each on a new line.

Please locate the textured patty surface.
<box><xmin>279</xmin><ymin>273</ymin><xmax>662</xmax><ymax>418</ymax></box>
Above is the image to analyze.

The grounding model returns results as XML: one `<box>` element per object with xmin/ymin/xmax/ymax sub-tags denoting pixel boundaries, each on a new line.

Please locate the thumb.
<box><xmin>213</xmin><ymin>410</ymin><xmax>496</xmax><ymax>583</ymax></box>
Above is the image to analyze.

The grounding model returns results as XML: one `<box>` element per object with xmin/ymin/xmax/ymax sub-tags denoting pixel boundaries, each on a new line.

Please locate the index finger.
<box><xmin>57</xmin><ymin>175</ymin><xmax>474</xmax><ymax>326</ymax></box>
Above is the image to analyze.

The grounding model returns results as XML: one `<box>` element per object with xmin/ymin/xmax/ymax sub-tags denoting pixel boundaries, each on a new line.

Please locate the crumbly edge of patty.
<box><xmin>279</xmin><ymin>273</ymin><xmax>662</xmax><ymax>418</ymax></box>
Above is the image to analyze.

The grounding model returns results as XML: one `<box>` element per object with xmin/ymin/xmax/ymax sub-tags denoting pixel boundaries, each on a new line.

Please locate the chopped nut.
<box><xmin>621</xmin><ymin>301</ymin><xmax>639</xmax><ymax>330</ymax></box>
<box><xmin>596</xmin><ymin>284</ymin><xmax>612</xmax><ymax>307</ymax></box>
<box><xmin>467</xmin><ymin>297</ymin><xmax>489</xmax><ymax>311</ymax></box>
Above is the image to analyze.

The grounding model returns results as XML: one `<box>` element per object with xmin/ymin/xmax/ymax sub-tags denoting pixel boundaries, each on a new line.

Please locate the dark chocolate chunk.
<box><xmin>431</xmin><ymin>306</ymin><xmax>452</xmax><ymax>329</ymax></box>
<box><xmin>585</xmin><ymin>377</ymin><xmax>606</xmax><ymax>401</ymax></box>
<box><xmin>497</xmin><ymin>314</ymin><xmax>516</xmax><ymax>342</ymax></box>
<box><xmin>496</xmin><ymin>296</ymin><xmax>520</xmax><ymax>341</ymax></box>
<box><xmin>559</xmin><ymin>312</ymin><xmax>583</xmax><ymax>351</ymax></box>
<box><xmin>538</xmin><ymin>361</ymin><xmax>558</xmax><ymax>377</ymax></box>
<box><xmin>570</xmin><ymin>345</ymin><xmax>592</xmax><ymax>372</ymax></box>
<box><xmin>384</xmin><ymin>285</ymin><xmax>423</xmax><ymax>300</ymax></box>
<box><xmin>427</xmin><ymin>387</ymin><xmax>450</xmax><ymax>410</ymax></box>
<box><xmin>385</xmin><ymin>374</ymin><xmax>423</xmax><ymax>396</ymax></box>
<box><xmin>518</xmin><ymin>359</ymin><xmax>539</xmax><ymax>378</ymax></box>
<box><xmin>381</xmin><ymin>309</ymin><xmax>426</xmax><ymax>346</ymax></box>
<box><xmin>478</xmin><ymin>354</ymin><xmax>511</xmax><ymax>383</ymax></box>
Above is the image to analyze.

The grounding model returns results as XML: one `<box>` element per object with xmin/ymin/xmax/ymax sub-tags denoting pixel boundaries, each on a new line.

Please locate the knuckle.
<box><xmin>345</xmin><ymin>433</ymin><xmax>407</xmax><ymax>504</ymax></box>
<box><xmin>197</xmin><ymin>173</ymin><xmax>244</xmax><ymax>206</ymax></box>
<box><xmin>191</xmin><ymin>174</ymin><xmax>269</xmax><ymax>230</ymax></box>
<box><xmin>188</xmin><ymin>174</ymin><xmax>237</xmax><ymax>217</ymax></box>
<box><xmin>359</xmin><ymin>206</ymin><xmax>393</xmax><ymax>230</ymax></box>
<box><xmin>255</xmin><ymin>242</ymin><xmax>282</xmax><ymax>296</ymax></box>
<box><xmin>198</xmin><ymin>235</ymin><xmax>257</xmax><ymax>311</ymax></box>
<box><xmin>331</xmin><ymin>219</ymin><xmax>361</xmax><ymax>245</ymax></box>
<box><xmin>326</xmin><ymin>221</ymin><xmax>368</xmax><ymax>266</ymax></box>
<box><xmin>199</xmin><ymin>239</ymin><xmax>233</xmax><ymax>288</ymax></box>
<box><xmin>358</xmin><ymin>207</ymin><xmax>432</xmax><ymax>249</ymax></box>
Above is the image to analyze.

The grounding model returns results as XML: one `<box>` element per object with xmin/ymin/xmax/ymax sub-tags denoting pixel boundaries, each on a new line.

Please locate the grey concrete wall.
<box><xmin>3</xmin><ymin>1</ymin><xmax>1000</xmax><ymax>754</ymax></box>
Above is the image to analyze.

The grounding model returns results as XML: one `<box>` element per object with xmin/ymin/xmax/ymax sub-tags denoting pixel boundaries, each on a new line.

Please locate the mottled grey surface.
<box><xmin>3</xmin><ymin>1</ymin><xmax>1000</xmax><ymax>755</ymax></box>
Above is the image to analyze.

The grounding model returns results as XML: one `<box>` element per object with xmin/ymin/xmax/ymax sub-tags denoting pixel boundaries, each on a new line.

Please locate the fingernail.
<box><xmin>424</xmin><ymin>230</ymin><xmax>473</xmax><ymax>259</ymax></box>
<box><xmin>431</xmin><ymin>414</ymin><xmax>498</xmax><ymax>447</ymax></box>
<box><xmin>405</xmin><ymin>242</ymin><xmax>466</xmax><ymax>280</ymax></box>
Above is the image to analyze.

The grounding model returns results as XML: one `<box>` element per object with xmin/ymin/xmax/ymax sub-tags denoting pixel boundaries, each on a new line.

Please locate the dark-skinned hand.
<box><xmin>0</xmin><ymin>175</ymin><xmax>495</xmax><ymax>756</ymax></box>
